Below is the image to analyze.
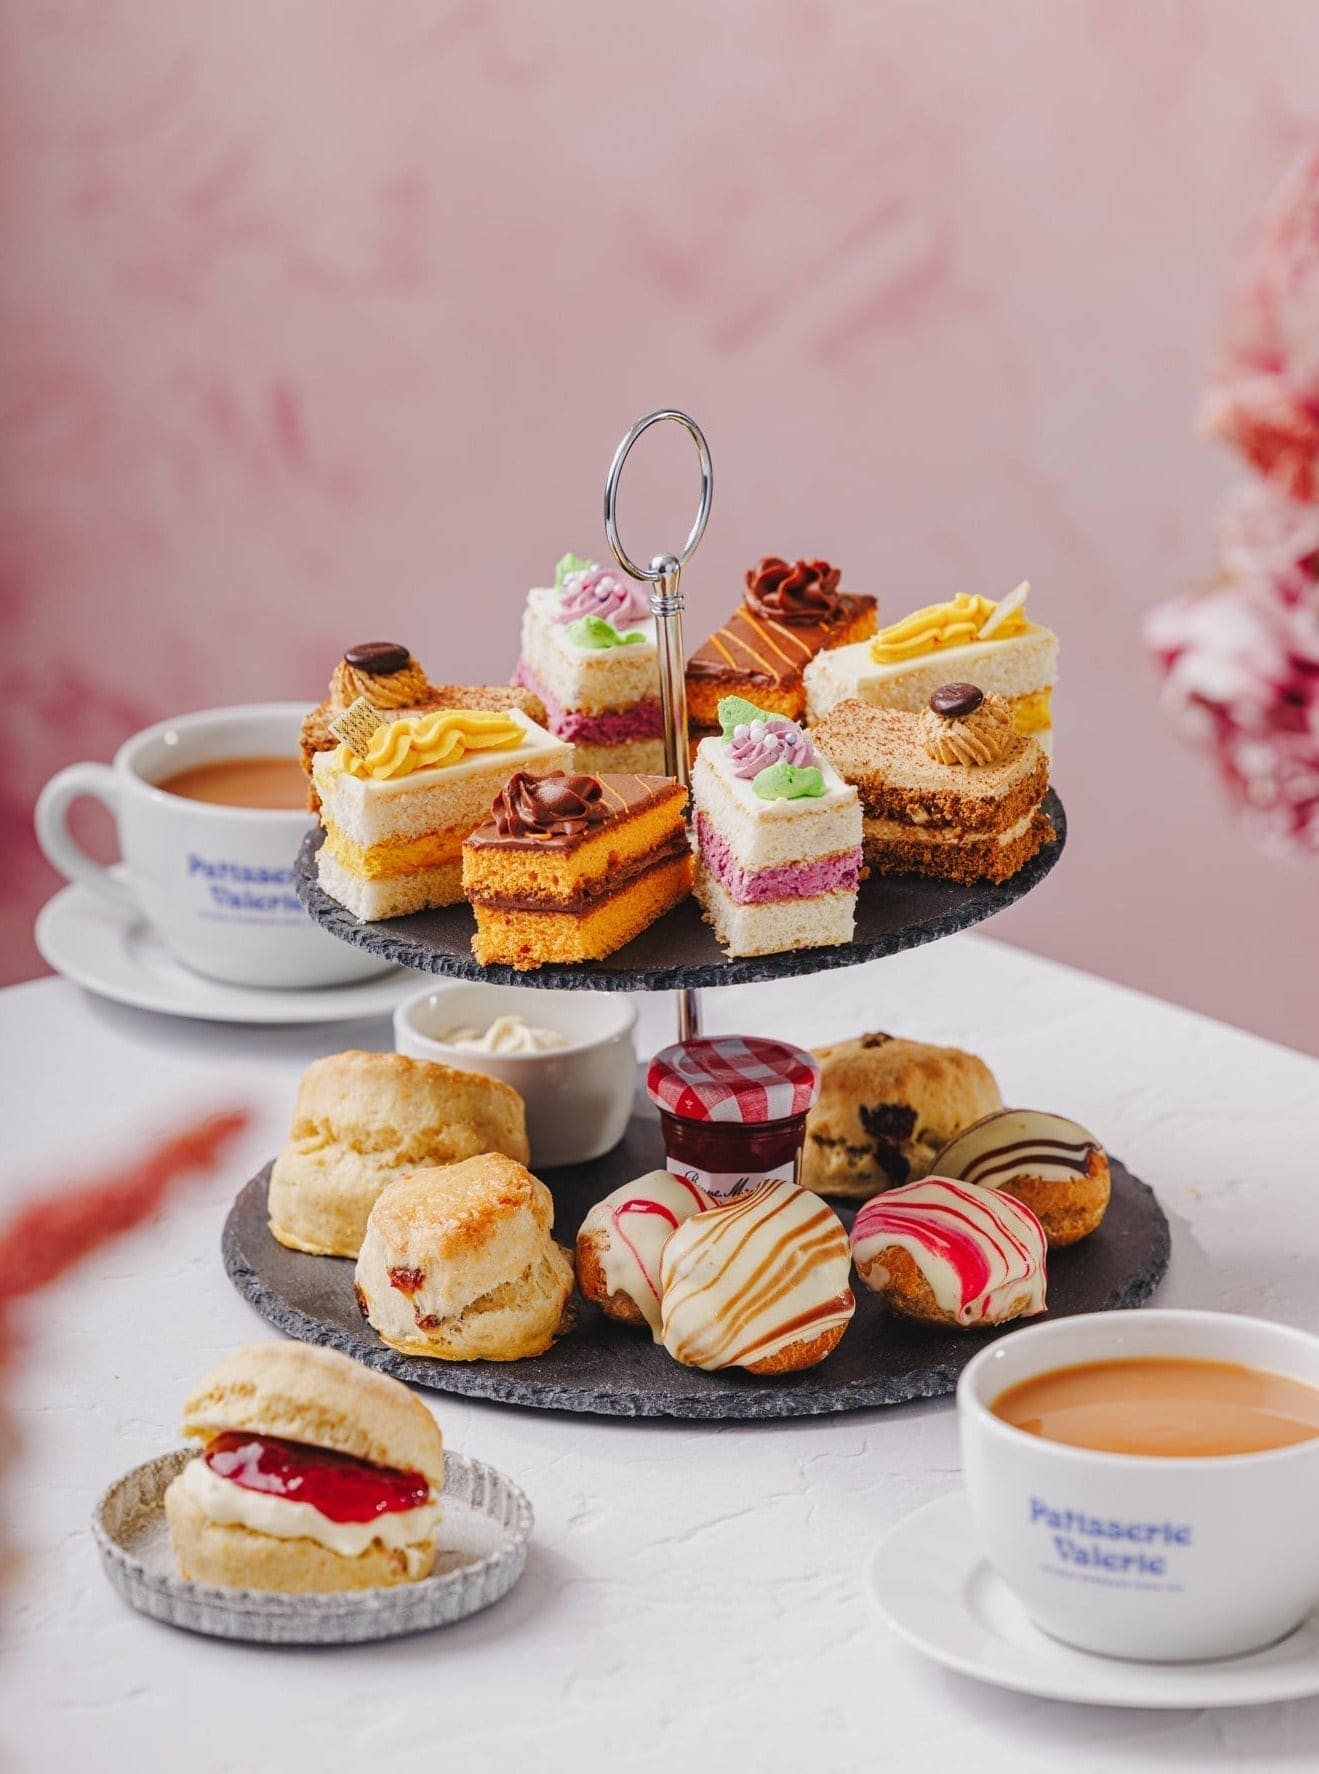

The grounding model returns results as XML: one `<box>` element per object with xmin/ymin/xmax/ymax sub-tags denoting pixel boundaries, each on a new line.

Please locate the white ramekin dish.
<box><xmin>958</xmin><ymin>1309</ymin><xmax>1319</xmax><ymax>1662</ymax></box>
<box><xmin>394</xmin><ymin>981</ymin><xmax>637</xmax><ymax>1169</ymax></box>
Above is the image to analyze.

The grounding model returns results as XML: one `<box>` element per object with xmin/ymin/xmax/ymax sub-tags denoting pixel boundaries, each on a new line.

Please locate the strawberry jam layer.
<box><xmin>202</xmin><ymin>1432</ymin><xmax>430</xmax><ymax>1523</ymax></box>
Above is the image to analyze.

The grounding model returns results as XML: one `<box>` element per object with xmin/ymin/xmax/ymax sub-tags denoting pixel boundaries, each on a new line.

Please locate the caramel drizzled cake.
<box><xmin>300</xmin><ymin>642</ymin><xmax>547</xmax><ymax>810</ymax></box>
<box><xmin>513</xmin><ymin>555</ymin><xmax>666</xmax><ymax>775</ymax></box>
<box><xmin>314</xmin><ymin>706</ymin><xmax>570</xmax><ymax>920</ymax></box>
<box><xmin>686</xmin><ymin>557</ymin><xmax>876</xmax><ymax>736</ymax></box>
<box><xmin>462</xmin><ymin>770</ymin><xmax>693</xmax><ymax>969</ymax></box>
<box><xmin>803</xmin><ymin>582</ymin><xmax>1058</xmax><ymax>755</ymax></box>
<box><xmin>691</xmin><ymin>697</ymin><xmax>862</xmax><ymax>957</ymax></box>
<box><xmin>812</xmin><ymin>686</ymin><xmax>1052</xmax><ymax>886</ymax></box>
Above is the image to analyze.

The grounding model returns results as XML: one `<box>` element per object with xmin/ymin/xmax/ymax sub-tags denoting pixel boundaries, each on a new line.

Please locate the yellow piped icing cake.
<box><xmin>803</xmin><ymin>582</ymin><xmax>1058</xmax><ymax>756</ymax></box>
<box><xmin>314</xmin><ymin>706</ymin><xmax>571</xmax><ymax>920</ymax></box>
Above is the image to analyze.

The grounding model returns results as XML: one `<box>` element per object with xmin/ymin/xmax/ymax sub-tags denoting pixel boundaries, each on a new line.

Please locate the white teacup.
<box><xmin>958</xmin><ymin>1309</ymin><xmax>1319</xmax><ymax>1662</ymax></box>
<box><xmin>35</xmin><ymin>703</ymin><xmax>389</xmax><ymax>990</ymax></box>
<box><xmin>394</xmin><ymin>981</ymin><xmax>637</xmax><ymax>1169</ymax></box>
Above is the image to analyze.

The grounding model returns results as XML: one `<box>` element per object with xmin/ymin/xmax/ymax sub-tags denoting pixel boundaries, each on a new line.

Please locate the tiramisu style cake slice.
<box><xmin>812</xmin><ymin>685</ymin><xmax>1052</xmax><ymax>886</ymax></box>
<box><xmin>691</xmin><ymin>697</ymin><xmax>862</xmax><ymax>957</ymax></box>
<box><xmin>686</xmin><ymin>557</ymin><xmax>876</xmax><ymax>736</ymax></box>
<box><xmin>462</xmin><ymin>770</ymin><xmax>692</xmax><ymax>969</ymax></box>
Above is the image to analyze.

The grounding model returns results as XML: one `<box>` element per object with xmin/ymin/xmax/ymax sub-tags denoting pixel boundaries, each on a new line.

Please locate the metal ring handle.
<box><xmin>603</xmin><ymin>410</ymin><xmax>713</xmax><ymax>582</ymax></box>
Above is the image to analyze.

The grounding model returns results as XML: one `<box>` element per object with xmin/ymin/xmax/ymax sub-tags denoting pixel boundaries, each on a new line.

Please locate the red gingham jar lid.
<box><xmin>646</xmin><ymin>1036</ymin><xmax>822</xmax><ymax>1125</ymax></box>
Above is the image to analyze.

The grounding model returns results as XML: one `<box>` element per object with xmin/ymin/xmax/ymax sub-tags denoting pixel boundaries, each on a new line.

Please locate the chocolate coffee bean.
<box><xmin>929</xmin><ymin>682</ymin><xmax>984</xmax><ymax>718</ymax></box>
<box><xmin>343</xmin><ymin>642</ymin><xmax>411</xmax><ymax>675</ymax></box>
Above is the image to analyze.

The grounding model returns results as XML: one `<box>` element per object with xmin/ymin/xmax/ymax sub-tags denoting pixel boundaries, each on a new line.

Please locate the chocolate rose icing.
<box><xmin>492</xmin><ymin>771</ymin><xmax>609</xmax><ymax>838</ymax></box>
<box><xmin>744</xmin><ymin>557</ymin><xmax>843</xmax><ymax>624</ymax></box>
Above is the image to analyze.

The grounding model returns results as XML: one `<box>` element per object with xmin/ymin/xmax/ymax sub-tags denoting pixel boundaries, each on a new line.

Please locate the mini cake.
<box><xmin>164</xmin><ymin>1342</ymin><xmax>444</xmax><ymax>1593</ymax></box>
<box><xmin>575</xmin><ymin>1170</ymin><xmax>715</xmax><ymax>1334</ymax></box>
<box><xmin>804</xmin><ymin>582</ymin><xmax>1058</xmax><ymax>754</ymax></box>
<box><xmin>314</xmin><ymin>704</ymin><xmax>571</xmax><ymax>920</ymax></box>
<box><xmin>691</xmin><ymin>697</ymin><xmax>862</xmax><ymax>957</ymax></box>
<box><xmin>931</xmin><ymin>1109</ymin><xmax>1111</xmax><ymax>1247</ymax></box>
<box><xmin>802</xmin><ymin>1032</ymin><xmax>1002</xmax><ymax>1197</ymax></box>
<box><xmin>513</xmin><ymin>553</ymin><xmax>666</xmax><ymax>774</ymax></box>
<box><xmin>659</xmin><ymin>1180</ymin><xmax>855</xmax><ymax>1374</ymax></box>
<box><xmin>686</xmin><ymin>557</ymin><xmax>876</xmax><ymax>735</ymax></box>
<box><xmin>267</xmin><ymin>1050</ymin><xmax>529</xmax><ymax>1259</ymax></box>
<box><xmin>354</xmin><ymin>1153</ymin><xmax>575</xmax><ymax>1361</ymax></box>
<box><xmin>813</xmin><ymin>687</ymin><xmax>1053</xmax><ymax>885</ymax></box>
<box><xmin>461</xmin><ymin>769</ymin><xmax>693</xmax><ymax>970</ymax></box>
<box><xmin>300</xmin><ymin>641</ymin><xmax>547</xmax><ymax>810</ymax></box>
<box><xmin>850</xmin><ymin>1177</ymin><xmax>1047</xmax><ymax>1329</ymax></box>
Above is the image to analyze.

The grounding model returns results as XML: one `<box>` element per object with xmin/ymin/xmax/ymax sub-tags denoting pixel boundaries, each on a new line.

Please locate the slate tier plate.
<box><xmin>293</xmin><ymin>790</ymin><xmax>1066</xmax><ymax>990</ymax></box>
<box><xmin>223</xmin><ymin>1110</ymin><xmax>1170</xmax><ymax>1423</ymax></box>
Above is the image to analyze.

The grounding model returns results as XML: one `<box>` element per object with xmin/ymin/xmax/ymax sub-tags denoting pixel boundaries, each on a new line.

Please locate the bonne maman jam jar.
<box><xmin>646</xmin><ymin>1036</ymin><xmax>822</xmax><ymax>1201</ymax></box>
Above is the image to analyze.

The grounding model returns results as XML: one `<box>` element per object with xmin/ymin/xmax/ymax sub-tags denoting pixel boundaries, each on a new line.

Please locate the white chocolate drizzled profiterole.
<box><xmin>580</xmin><ymin>1170</ymin><xmax>715</xmax><ymax>1337</ymax></box>
<box><xmin>850</xmin><ymin>1177</ymin><xmax>1047</xmax><ymax>1326</ymax></box>
<box><xmin>930</xmin><ymin>1109</ymin><xmax>1103</xmax><ymax>1188</ymax></box>
<box><xmin>658</xmin><ymin>1180</ymin><xmax>855</xmax><ymax>1372</ymax></box>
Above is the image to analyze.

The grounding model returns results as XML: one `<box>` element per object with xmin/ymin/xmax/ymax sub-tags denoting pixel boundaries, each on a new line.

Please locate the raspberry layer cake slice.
<box><xmin>686</xmin><ymin>557</ymin><xmax>876</xmax><ymax>736</ymax></box>
<box><xmin>462</xmin><ymin>770</ymin><xmax>693</xmax><ymax>969</ymax></box>
<box><xmin>813</xmin><ymin>685</ymin><xmax>1052</xmax><ymax>886</ymax></box>
<box><xmin>513</xmin><ymin>553</ymin><xmax>665</xmax><ymax>775</ymax></box>
<box><xmin>803</xmin><ymin>581</ymin><xmax>1058</xmax><ymax>756</ymax></box>
<box><xmin>314</xmin><ymin>706</ymin><xmax>570</xmax><ymax>920</ymax></box>
<box><xmin>691</xmin><ymin>697</ymin><xmax>862</xmax><ymax>957</ymax></box>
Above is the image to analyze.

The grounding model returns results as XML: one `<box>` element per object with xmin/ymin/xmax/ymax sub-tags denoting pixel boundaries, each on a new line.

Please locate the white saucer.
<box><xmin>36</xmin><ymin>882</ymin><xmax>410</xmax><ymax>1026</ymax></box>
<box><xmin>870</xmin><ymin>1490</ymin><xmax>1319</xmax><ymax>1708</ymax></box>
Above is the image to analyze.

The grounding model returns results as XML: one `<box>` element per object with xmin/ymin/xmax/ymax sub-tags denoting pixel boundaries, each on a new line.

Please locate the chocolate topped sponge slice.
<box><xmin>686</xmin><ymin>558</ymin><xmax>876</xmax><ymax>729</ymax></box>
<box><xmin>462</xmin><ymin>772</ymin><xmax>693</xmax><ymax>970</ymax></box>
<box><xmin>812</xmin><ymin>696</ymin><xmax>1051</xmax><ymax>886</ymax></box>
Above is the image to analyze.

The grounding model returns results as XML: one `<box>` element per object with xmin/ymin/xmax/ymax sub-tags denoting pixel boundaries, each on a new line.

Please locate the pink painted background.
<box><xmin>3</xmin><ymin>1</ymin><xmax>1318</xmax><ymax>1053</ymax></box>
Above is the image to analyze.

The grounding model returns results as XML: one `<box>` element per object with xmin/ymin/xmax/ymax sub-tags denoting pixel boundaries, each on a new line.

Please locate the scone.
<box><xmin>164</xmin><ymin>1342</ymin><xmax>444</xmax><ymax>1593</ymax></box>
<box><xmin>267</xmin><ymin>1051</ymin><xmax>529</xmax><ymax>1259</ymax></box>
<box><xmin>575</xmin><ymin>1170</ymin><xmax>715</xmax><ymax>1335</ymax></box>
<box><xmin>658</xmin><ymin>1181</ymin><xmax>855</xmax><ymax>1374</ymax></box>
<box><xmin>850</xmin><ymin>1177</ymin><xmax>1047</xmax><ymax>1329</ymax></box>
<box><xmin>354</xmin><ymin>1153</ymin><xmax>575</xmax><ymax>1361</ymax></box>
<box><xmin>931</xmin><ymin>1109</ymin><xmax>1111</xmax><ymax>1247</ymax></box>
<box><xmin>802</xmin><ymin>1031</ymin><xmax>1002</xmax><ymax>1197</ymax></box>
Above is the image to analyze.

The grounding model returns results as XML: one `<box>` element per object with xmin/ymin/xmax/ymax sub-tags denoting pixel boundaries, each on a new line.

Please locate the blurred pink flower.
<box><xmin>1145</xmin><ymin>505</ymin><xmax>1319</xmax><ymax>854</ymax></box>
<box><xmin>1199</xmin><ymin>150</ymin><xmax>1319</xmax><ymax>502</ymax></box>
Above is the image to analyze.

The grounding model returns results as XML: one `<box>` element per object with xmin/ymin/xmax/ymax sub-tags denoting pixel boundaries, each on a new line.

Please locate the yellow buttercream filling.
<box><xmin>335</xmin><ymin>709</ymin><xmax>524</xmax><ymax>781</ymax></box>
<box><xmin>869</xmin><ymin>592</ymin><xmax>1031</xmax><ymax>665</ymax></box>
<box><xmin>323</xmin><ymin>824</ymin><xmax>469</xmax><ymax>880</ymax></box>
<box><xmin>1011</xmin><ymin>688</ymin><xmax>1052</xmax><ymax>734</ymax></box>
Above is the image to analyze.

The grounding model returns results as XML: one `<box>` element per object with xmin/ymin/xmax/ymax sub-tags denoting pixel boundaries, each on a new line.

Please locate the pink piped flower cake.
<box><xmin>513</xmin><ymin>553</ymin><xmax>666</xmax><ymax>774</ymax></box>
<box><xmin>691</xmin><ymin>696</ymin><xmax>862</xmax><ymax>957</ymax></box>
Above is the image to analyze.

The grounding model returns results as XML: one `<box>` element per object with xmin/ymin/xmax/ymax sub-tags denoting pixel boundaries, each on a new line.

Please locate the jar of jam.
<box><xmin>646</xmin><ymin>1036</ymin><xmax>822</xmax><ymax>1201</ymax></box>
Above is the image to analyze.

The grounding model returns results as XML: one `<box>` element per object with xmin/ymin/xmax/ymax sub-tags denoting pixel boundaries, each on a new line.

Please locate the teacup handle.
<box><xmin>35</xmin><ymin>763</ymin><xmax>139</xmax><ymax>913</ymax></box>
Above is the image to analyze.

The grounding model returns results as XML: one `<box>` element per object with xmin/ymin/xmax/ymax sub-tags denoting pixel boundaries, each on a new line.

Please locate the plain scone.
<box><xmin>802</xmin><ymin>1032</ymin><xmax>1001</xmax><ymax>1197</ymax></box>
<box><xmin>267</xmin><ymin>1051</ymin><xmax>529</xmax><ymax>1259</ymax></box>
<box><xmin>354</xmin><ymin>1153</ymin><xmax>575</xmax><ymax>1361</ymax></box>
<box><xmin>164</xmin><ymin>1342</ymin><xmax>445</xmax><ymax>1593</ymax></box>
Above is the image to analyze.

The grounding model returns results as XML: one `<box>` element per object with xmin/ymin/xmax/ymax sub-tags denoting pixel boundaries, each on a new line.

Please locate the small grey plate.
<box><xmin>92</xmin><ymin>1448</ymin><xmax>531</xmax><ymax>1645</ymax></box>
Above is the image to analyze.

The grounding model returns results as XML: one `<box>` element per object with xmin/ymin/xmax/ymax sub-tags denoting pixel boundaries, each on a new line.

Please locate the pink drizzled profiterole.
<box><xmin>849</xmin><ymin>1177</ymin><xmax>1047</xmax><ymax>1325</ymax></box>
<box><xmin>586</xmin><ymin>1170</ymin><xmax>715</xmax><ymax>1338</ymax></box>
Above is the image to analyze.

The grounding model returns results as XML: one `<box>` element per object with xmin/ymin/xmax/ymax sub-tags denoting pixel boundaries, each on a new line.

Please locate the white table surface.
<box><xmin>3</xmin><ymin>935</ymin><xmax>1318</xmax><ymax>1772</ymax></box>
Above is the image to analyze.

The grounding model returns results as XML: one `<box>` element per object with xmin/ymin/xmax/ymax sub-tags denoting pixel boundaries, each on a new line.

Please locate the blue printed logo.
<box><xmin>1030</xmin><ymin>1497</ymin><xmax>1191</xmax><ymax>1580</ymax></box>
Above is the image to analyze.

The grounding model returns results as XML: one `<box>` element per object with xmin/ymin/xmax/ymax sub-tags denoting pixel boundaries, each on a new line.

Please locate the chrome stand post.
<box><xmin>603</xmin><ymin>410</ymin><xmax>713</xmax><ymax>1044</ymax></box>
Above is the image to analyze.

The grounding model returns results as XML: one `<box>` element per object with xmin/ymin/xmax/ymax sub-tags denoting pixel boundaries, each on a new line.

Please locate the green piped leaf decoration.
<box><xmin>554</xmin><ymin>552</ymin><xmax>593</xmax><ymax>590</ymax></box>
<box><xmin>565</xmin><ymin>615</ymin><xmax>645</xmax><ymax>650</ymax></box>
<box><xmin>717</xmin><ymin>695</ymin><xmax>773</xmax><ymax>742</ymax></box>
<box><xmin>752</xmin><ymin>762</ymin><xmax>826</xmax><ymax>801</ymax></box>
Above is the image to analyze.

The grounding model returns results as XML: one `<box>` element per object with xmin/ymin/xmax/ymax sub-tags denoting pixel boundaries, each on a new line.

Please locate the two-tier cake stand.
<box><xmin>223</xmin><ymin>411</ymin><xmax>1169</xmax><ymax>1420</ymax></box>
